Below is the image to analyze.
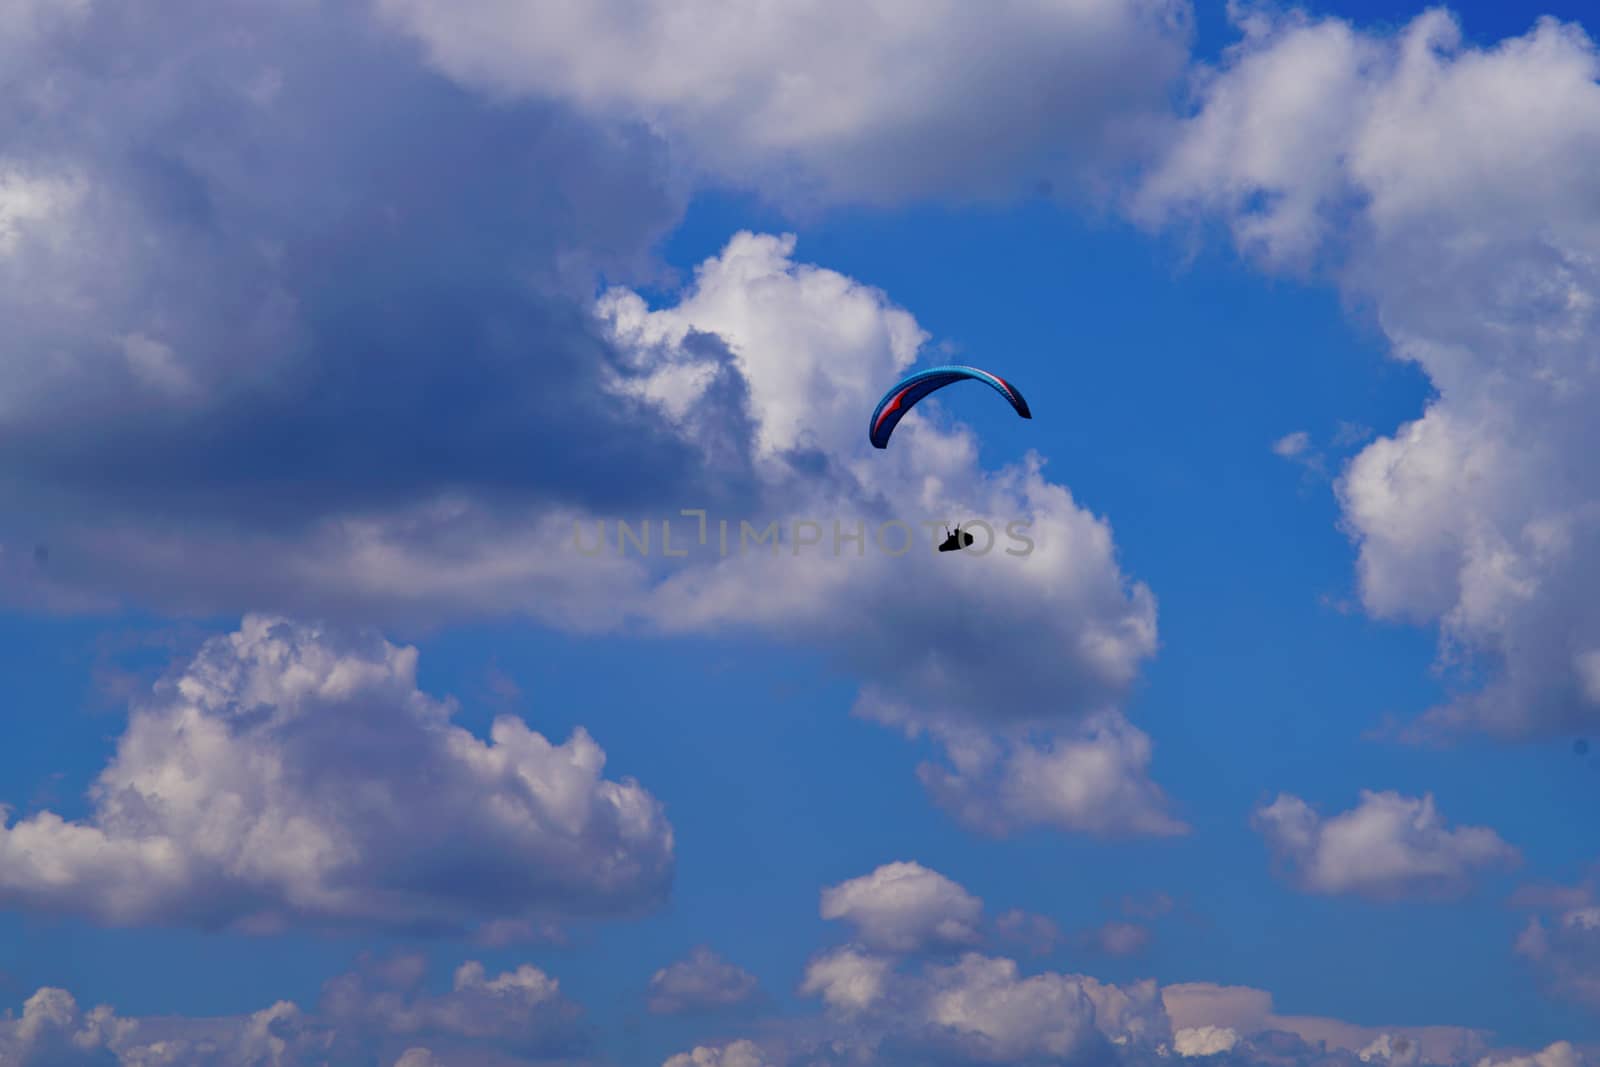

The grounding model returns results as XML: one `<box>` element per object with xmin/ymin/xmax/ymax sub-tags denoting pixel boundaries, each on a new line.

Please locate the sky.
<box><xmin>3</xmin><ymin>0</ymin><xmax>1600</xmax><ymax>1064</ymax></box>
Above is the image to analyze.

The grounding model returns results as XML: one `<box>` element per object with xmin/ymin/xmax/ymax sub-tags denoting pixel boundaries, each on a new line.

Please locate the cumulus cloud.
<box><xmin>0</xmin><ymin>615</ymin><xmax>673</xmax><ymax>934</ymax></box>
<box><xmin>1252</xmin><ymin>790</ymin><xmax>1518</xmax><ymax>900</ymax></box>
<box><xmin>819</xmin><ymin>862</ymin><xmax>984</xmax><ymax>953</ymax></box>
<box><xmin>0</xmin><ymin>3</ymin><xmax>1175</xmax><ymax>842</ymax></box>
<box><xmin>800</xmin><ymin>947</ymin><xmax>893</xmax><ymax>1015</ymax></box>
<box><xmin>795</xmin><ymin>945</ymin><xmax>1172</xmax><ymax>1064</ymax></box>
<box><xmin>794</xmin><ymin>863</ymin><xmax>1184</xmax><ymax>1059</ymax></box>
<box><xmin>1138</xmin><ymin>6</ymin><xmax>1600</xmax><ymax>740</ymax></box>
<box><xmin>375</xmin><ymin>0</ymin><xmax>1192</xmax><ymax>207</ymax></box>
<box><xmin>815</xmin><ymin>860</ymin><xmax>1170</xmax><ymax>974</ymax></box>
<box><xmin>647</xmin><ymin>947</ymin><xmax>760</xmax><ymax>1015</ymax></box>
<box><xmin>2</xmin><ymin>16</ymin><xmax>1173</xmax><ymax>839</ymax></box>
<box><xmin>1478</xmin><ymin>1044</ymin><xmax>1589</xmax><ymax>1067</ymax></box>
<box><xmin>1174</xmin><ymin>1025</ymin><xmax>1241</xmax><ymax>1057</ymax></box>
<box><xmin>0</xmin><ymin>987</ymin><xmax>129</xmax><ymax>1067</ymax></box>
<box><xmin>595</xmin><ymin>232</ymin><xmax>1173</xmax><ymax>835</ymax></box>
<box><xmin>0</xmin><ymin>0</ymin><xmax>764</xmax><ymax>627</ymax></box>
<box><xmin>4</xmin><ymin>944</ymin><xmax>1558</xmax><ymax>1067</ymax></box>
<box><xmin>319</xmin><ymin>956</ymin><xmax>586</xmax><ymax>1059</ymax></box>
<box><xmin>1162</xmin><ymin>982</ymin><xmax>1494</xmax><ymax>1066</ymax></box>
<box><xmin>662</xmin><ymin>1039</ymin><xmax>773</xmax><ymax>1067</ymax></box>
<box><xmin>3</xmin><ymin>6</ymin><xmax>1175</xmax><ymax>843</ymax></box>
<box><xmin>917</xmin><ymin>714</ymin><xmax>1188</xmax><ymax>838</ymax></box>
<box><xmin>0</xmin><ymin>957</ymin><xmax>588</xmax><ymax>1066</ymax></box>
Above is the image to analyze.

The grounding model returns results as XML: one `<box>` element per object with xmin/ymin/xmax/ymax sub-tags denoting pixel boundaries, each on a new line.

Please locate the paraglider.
<box><xmin>868</xmin><ymin>365</ymin><xmax>1031</xmax><ymax>451</ymax></box>
<box><xmin>938</xmin><ymin>526</ymin><xmax>975</xmax><ymax>552</ymax></box>
<box><xmin>868</xmin><ymin>364</ymin><xmax>1033</xmax><ymax>555</ymax></box>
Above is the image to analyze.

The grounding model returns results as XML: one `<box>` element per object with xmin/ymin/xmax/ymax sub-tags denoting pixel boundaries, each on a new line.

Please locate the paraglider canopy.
<box><xmin>869</xmin><ymin>364</ymin><xmax>1031</xmax><ymax>450</ymax></box>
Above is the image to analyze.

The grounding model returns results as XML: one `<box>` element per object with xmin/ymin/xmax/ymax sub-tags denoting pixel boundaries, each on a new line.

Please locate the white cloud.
<box><xmin>795</xmin><ymin>949</ymin><xmax>1169</xmax><ymax>1063</ymax></box>
<box><xmin>917</xmin><ymin>713</ymin><xmax>1187</xmax><ymax>837</ymax></box>
<box><xmin>2</xmin><ymin>987</ymin><xmax>130</xmax><ymax>1067</ymax></box>
<box><xmin>0</xmin><ymin>615</ymin><xmax>673</xmax><ymax>934</ymax></box>
<box><xmin>1478</xmin><ymin>1044</ymin><xmax>1589</xmax><ymax>1067</ymax></box>
<box><xmin>598</xmin><ymin>232</ymin><xmax>1174</xmax><ymax>836</ymax></box>
<box><xmin>393</xmin><ymin>1051</ymin><xmax>445</xmax><ymax>1067</ymax></box>
<box><xmin>647</xmin><ymin>947</ymin><xmax>760</xmax><ymax>1015</ymax></box>
<box><xmin>1252</xmin><ymin>790</ymin><xmax>1518</xmax><ymax>900</ymax></box>
<box><xmin>662</xmin><ymin>1040</ymin><xmax>773</xmax><ymax>1067</ymax></box>
<box><xmin>375</xmin><ymin>0</ymin><xmax>1192</xmax><ymax>207</ymax></box>
<box><xmin>819</xmin><ymin>861</ymin><xmax>984</xmax><ymax>953</ymax></box>
<box><xmin>1162</xmin><ymin>982</ymin><xmax>1494</xmax><ymax>1066</ymax></box>
<box><xmin>8</xmin><ymin>205</ymin><xmax>1171</xmax><ymax>849</ymax></box>
<box><xmin>0</xmin><ymin>0</ymin><xmax>725</xmax><ymax>627</ymax></box>
<box><xmin>1138</xmin><ymin>7</ymin><xmax>1600</xmax><ymax>740</ymax></box>
<box><xmin>116</xmin><ymin>333</ymin><xmax>200</xmax><ymax>401</ymax></box>
<box><xmin>320</xmin><ymin>957</ymin><xmax>585</xmax><ymax>1058</ymax></box>
<box><xmin>800</xmin><ymin>947</ymin><xmax>892</xmax><ymax>1014</ymax></box>
<box><xmin>0</xmin><ymin>956</ymin><xmax>589</xmax><ymax>1066</ymax></box>
<box><xmin>597</xmin><ymin>230</ymin><xmax>928</xmax><ymax>461</ymax></box>
<box><xmin>1273</xmin><ymin>431</ymin><xmax>1312</xmax><ymax>458</ymax></box>
<box><xmin>920</xmin><ymin>954</ymin><xmax>1111</xmax><ymax>1061</ymax></box>
<box><xmin>0</xmin><ymin>0</ymin><xmax>1174</xmax><ymax>834</ymax></box>
<box><xmin>1175</xmin><ymin>1025</ymin><xmax>1240</xmax><ymax>1057</ymax></box>
<box><xmin>0</xmin><ymin>166</ymin><xmax>84</xmax><ymax>262</ymax></box>
<box><xmin>1</xmin><ymin>220</ymin><xmax>1172</xmax><ymax>838</ymax></box>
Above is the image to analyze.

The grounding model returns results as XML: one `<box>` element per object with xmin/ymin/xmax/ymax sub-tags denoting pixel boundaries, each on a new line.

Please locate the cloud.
<box><xmin>319</xmin><ymin>956</ymin><xmax>586</xmax><ymax>1059</ymax></box>
<box><xmin>1174</xmin><ymin>1025</ymin><xmax>1241</xmax><ymax>1057</ymax></box>
<box><xmin>1088</xmin><ymin>920</ymin><xmax>1153</xmax><ymax>957</ymax></box>
<box><xmin>1162</xmin><ymin>982</ymin><xmax>1494</xmax><ymax>1066</ymax></box>
<box><xmin>662</xmin><ymin>1040</ymin><xmax>773</xmax><ymax>1067</ymax></box>
<box><xmin>1252</xmin><ymin>790</ymin><xmax>1518</xmax><ymax>900</ymax></box>
<box><xmin>1514</xmin><ymin>880</ymin><xmax>1600</xmax><ymax>1008</ymax></box>
<box><xmin>0</xmin><ymin>957</ymin><xmax>590</xmax><ymax>1066</ymax></box>
<box><xmin>916</xmin><ymin>954</ymin><xmax>1157</xmax><ymax>1062</ymax></box>
<box><xmin>4</xmin><ymin>939</ymin><xmax>1563</xmax><ymax>1067</ymax></box>
<box><xmin>994</xmin><ymin>909</ymin><xmax>1066</xmax><ymax>956</ymax></box>
<box><xmin>0</xmin><ymin>615</ymin><xmax>674</xmax><ymax>934</ymax></box>
<box><xmin>998</xmin><ymin>907</ymin><xmax>1157</xmax><ymax>959</ymax></box>
<box><xmin>799</xmin><ymin>947</ymin><xmax>893</xmax><ymax>1015</ymax></box>
<box><xmin>794</xmin><ymin>945</ymin><xmax>1173</xmax><ymax>1064</ymax></box>
<box><xmin>1273</xmin><ymin>432</ymin><xmax>1313</xmax><ymax>458</ymax></box>
<box><xmin>2</xmin><ymin>154</ymin><xmax>1174</xmax><ymax>857</ymax></box>
<box><xmin>819</xmin><ymin>862</ymin><xmax>984</xmax><ymax>953</ymax></box>
<box><xmin>3</xmin><ymin>0</ymin><xmax>1175</xmax><ymax>839</ymax></box>
<box><xmin>916</xmin><ymin>714</ymin><xmax>1188</xmax><ymax>838</ymax></box>
<box><xmin>1</xmin><ymin>987</ymin><xmax>128</xmax><ymax>1067</ymax></box>
<box><xmin>647</xmin><ymin>947</ymin><xmax>760</xmax><ymax>1015</ymax></box>
<box><xmin>595</xmin><ymin>232</ymin><xmax>1174</xmax><ymax>836</ymax></box>
<box><xmin>1137</xmin><ymin>6</ymin><xmax>1600</xmax><ymax>740</ymax></box>
<box><xmin>1478</xmin><ymin>1044</ymin><xmax>1589</xmax><ymax>1067</ymax></box>
<box><xmin>393</xmin><ymin>1051</ymin><xmax>446</xmax><ymax>1067</ymax></box>
<box><xmin>375</xmin><ymin>0</ymin><xmax>1192</xmax><ymax>208</ymax></box>
<box><xmin>0</xmin><ymin>0</ymin><xmax>762</xmax><ymax>626</ymax></box>
<box><xmin>815</xmin><ymin>860</ymin><xmax>1170</xmax><ymax>975</ymax></box>
<box><xmin>790</xmin><ymin>862</ymin><xmax>1181</xmax><ymax>1062</ymax></box>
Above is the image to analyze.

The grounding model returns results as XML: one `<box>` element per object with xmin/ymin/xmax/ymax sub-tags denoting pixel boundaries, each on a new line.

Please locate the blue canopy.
<box><xmin>869</xmin><ymin>365</ymin><xmax>1032</xmax><ymax>449</ymax></box>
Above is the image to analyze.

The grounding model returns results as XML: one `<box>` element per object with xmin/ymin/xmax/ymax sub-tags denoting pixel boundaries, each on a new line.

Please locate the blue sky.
<box><xmin>4</xmin><ymin>1</ymin><xmax>1600</xmax><ymax>1065</ymax></box>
